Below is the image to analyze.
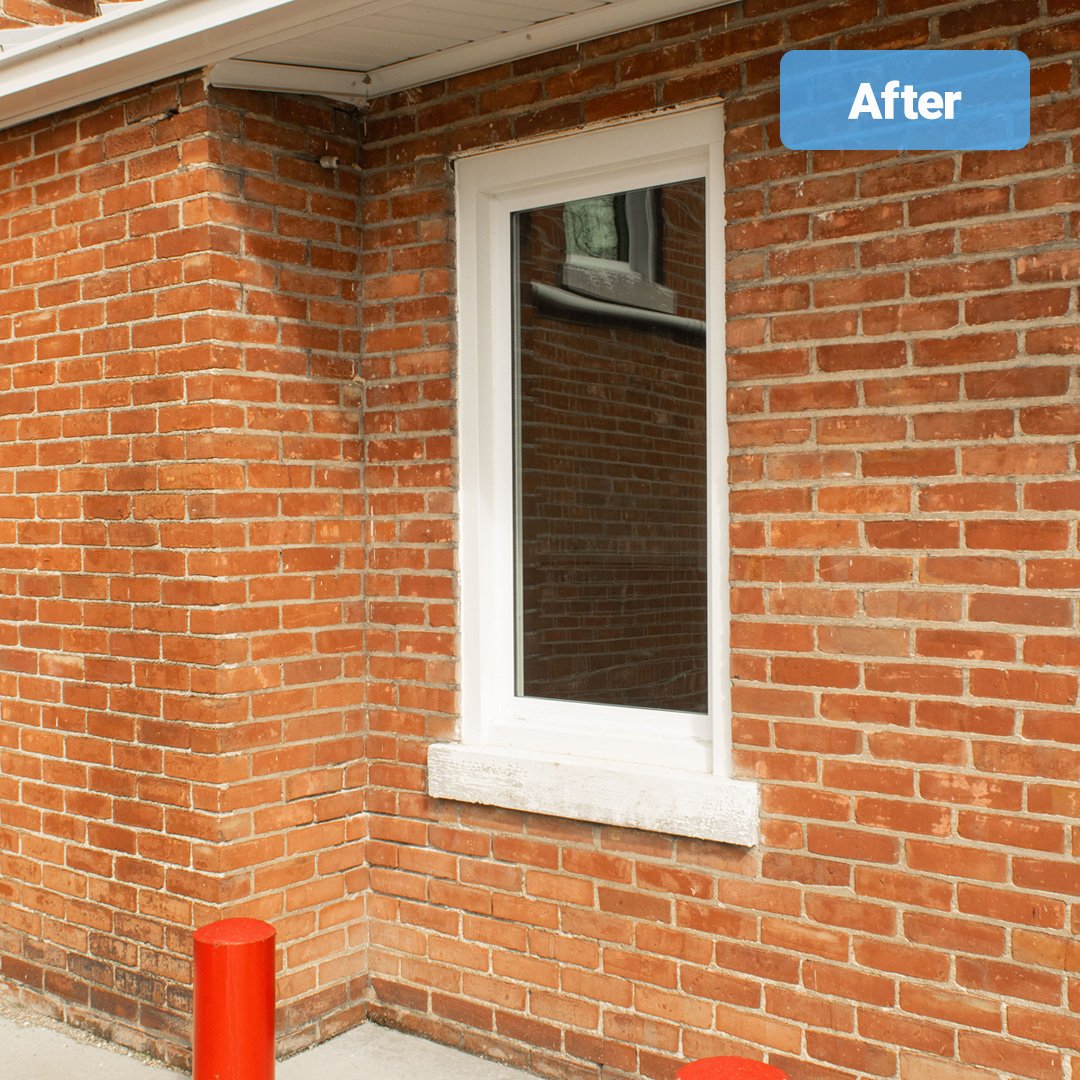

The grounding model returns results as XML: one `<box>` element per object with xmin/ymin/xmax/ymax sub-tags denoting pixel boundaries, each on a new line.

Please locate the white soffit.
<box><xmin>224</xmin><ymin>0</ymin><xmax>737</xmax><ymax>100</ymax></box>
<box><xmin>0</xmin><ymin>0</ymin><xmax>732</xmax><ymax>132</ymax></box>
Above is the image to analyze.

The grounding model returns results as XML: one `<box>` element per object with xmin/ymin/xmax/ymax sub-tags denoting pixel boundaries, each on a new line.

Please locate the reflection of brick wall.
<box><xmin>660</xmin><ymin>184</ymin><xmax>707</xmax><ymax>323</ymax></box>
<box><xmin>516</xmin><ymin>183</ymin><xmax>709</xmax><ymax>711</ymax></box>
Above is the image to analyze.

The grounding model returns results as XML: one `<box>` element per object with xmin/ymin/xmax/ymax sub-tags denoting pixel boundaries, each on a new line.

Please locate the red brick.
<box><xmin>969</xmin><ymin>593</ymin><xmax>1073</xmax><ymax>627</ymax></box>
<box><xmin>905</xmin><ymin>838</ymin><xmax>1008</xmax><ymax>883</ymax></box>
<box><xmin>804</xmin><ymin>961</ymin><xmax>895</xmax><ymax>1007</ymax></box>
<box><xmin>958</xmin><ymin>884</ymin><xmax>1066</xmax><ymax>929</ymax></box>
<box><xmin>901</xmin><ymin>983</ymin><xmax>1003</xmax><ymax>1032</ymax></box>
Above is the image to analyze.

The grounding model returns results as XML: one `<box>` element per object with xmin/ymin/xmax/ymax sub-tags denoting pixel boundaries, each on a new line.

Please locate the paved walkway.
<box><xmin>2</xmin><ymin>1006</ymin><xmax>533</xmax><ymax>1080</ymax></box>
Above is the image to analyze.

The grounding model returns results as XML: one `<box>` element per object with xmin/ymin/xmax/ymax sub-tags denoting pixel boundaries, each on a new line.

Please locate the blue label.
<box><xmin>780</xmin><ymin>50</ymin><xmax>1030</xmax><ymax>151</ymax></box>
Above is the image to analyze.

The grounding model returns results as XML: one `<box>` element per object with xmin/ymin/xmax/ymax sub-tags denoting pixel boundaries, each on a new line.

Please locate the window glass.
<box><xmin>511</xmin><ymin>178</ymin><xmax>708</xmax><ymax>714</ymax></box>
<box><xmin>563</xmin><ymin>194</ymin><xmax>625</xmax><ymax>261</ymax></box>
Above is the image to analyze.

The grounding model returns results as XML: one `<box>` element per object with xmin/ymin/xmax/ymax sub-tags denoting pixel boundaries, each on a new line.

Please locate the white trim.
<box><xmin>362</xmin><ymin>0</ymin><xmax>738</xmax><ymax>98</ymax></box>
<box><xmin>444</xmin><ymin>104</ymin><xmax>754</xmax><ymax>845</ymax></box>
<box><xmin>208</xmin><ymin>58</ymin><xmax>370</xmax><ymax>105</ymax></box>
<box><xmin>429</xmin><ymin>745</ymin><xmax>759</xmax><ymax>846</ymax></box>
<box><xmin>0</xmin><ymin>0</ymin><xmax>737</xmax><ymax>133</ymax></box>
<box><xmin>705</xmin><ymin>128</ymin><xmax>730</xmax><ymax>775</ymax></box>
<box><xmin>0</xmin><ymin>0</ymin><xmax>402</xmax><ymax>133</ymax></box>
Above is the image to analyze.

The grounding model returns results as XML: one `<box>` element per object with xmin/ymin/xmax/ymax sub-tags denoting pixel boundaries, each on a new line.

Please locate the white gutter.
<box><xmin>0</xmin><ymin>0</ymin><xmax>409</xmax><ymax>133</ymax></box>
<box><xmin>208</xmin><ymin>58</ymin><xmax>370</xmax><ymax>106</ymax></box>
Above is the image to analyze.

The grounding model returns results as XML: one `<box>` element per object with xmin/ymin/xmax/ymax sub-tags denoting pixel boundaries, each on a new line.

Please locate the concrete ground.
<box><xmin>1</xmin><ymin>1004</ymin><xmax>533</xmax><ymax>1080</ymax></box>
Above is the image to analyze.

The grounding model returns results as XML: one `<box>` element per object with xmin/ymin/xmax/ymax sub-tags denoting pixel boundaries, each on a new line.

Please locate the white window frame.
<box><xmin>428</xmin><ymin>104</ymin><xmax>758</xmax><ymax>846</ymax></box>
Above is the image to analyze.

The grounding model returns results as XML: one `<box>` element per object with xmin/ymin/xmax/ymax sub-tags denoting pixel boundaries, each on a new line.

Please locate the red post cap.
<box><xmin>194</xmin><ymin>918</ymin><xmax>276</xmax><ymax>947</ymax></box>
<box><xmin>677</xmin><ymin>1057</ymin><xmax>789</xmax><ymax>1080</ymax></box>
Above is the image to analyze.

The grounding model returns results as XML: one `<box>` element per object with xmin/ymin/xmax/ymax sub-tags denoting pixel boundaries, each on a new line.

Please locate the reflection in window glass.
<box><xmin>563</xmin><ymin>194</ymin><xmax>625</xmax><ymax>261</ymax></box>
<box><xmin>512</xmin><ymin>178</ymin><xmax>708</xmax><ymax>714</ymax></box>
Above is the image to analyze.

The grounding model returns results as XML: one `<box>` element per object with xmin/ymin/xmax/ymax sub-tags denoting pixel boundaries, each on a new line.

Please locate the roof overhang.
<box><xmin>0</xmin><ymin>0</ymin><xmax>381</xmax><ymax>132</ymax></box>
<box><xmin>0</xmin><ymin>0</ymin><xmax>735</xmax><ymax>134</ymax></box>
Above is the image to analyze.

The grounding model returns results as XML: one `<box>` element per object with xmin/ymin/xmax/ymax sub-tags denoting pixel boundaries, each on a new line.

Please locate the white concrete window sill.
<box><xmin>428</xmin><ymin>744</ymin><xmax>759</xmax><ymax>846</ymax></box>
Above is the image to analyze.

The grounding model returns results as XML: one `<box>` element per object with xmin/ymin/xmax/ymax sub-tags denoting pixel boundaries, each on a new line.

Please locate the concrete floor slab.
<box><xmin>280</xmin><ymin>1023</ymin><xmax>534</xmax><ymax>1080</ymax></box>
<box><xmin>0</xmin><ymin>1006</ymin><xmax>534</xmax><ymax>1080</ymax></box>
<box><xmin>0</xmin><ymin>1007</ymin><xmax>183</xmax><ymax>1080</ymax></box>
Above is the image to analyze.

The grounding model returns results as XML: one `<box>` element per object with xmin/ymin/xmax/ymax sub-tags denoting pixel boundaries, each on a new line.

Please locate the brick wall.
<box><xmin>2</xmin><ymin>1</ymin><xmax>1079</xmax><ymax>1077</ymax></box>
<box><xmin>0</xmin><ymin>74</ymin><xmax>366</xmax><ymax>1062</ymax></box>
<box><xmin>360</xmin><ymin>3</ymin><xmax>1080</xmax><ymax>1079</ymax></box>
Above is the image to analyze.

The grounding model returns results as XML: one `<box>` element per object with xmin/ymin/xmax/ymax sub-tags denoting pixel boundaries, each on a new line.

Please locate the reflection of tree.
<box><xmin>564</xmin><ymin>194</ymin><xmax>623</xmax><ymax>260</ymax></box>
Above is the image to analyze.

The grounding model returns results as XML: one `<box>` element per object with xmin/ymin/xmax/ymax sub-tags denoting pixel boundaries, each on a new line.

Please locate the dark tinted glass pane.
<box><xmin>512</xmin><ymin>178</ymin><xmax>708</xmax><ymax>713</ymax></box>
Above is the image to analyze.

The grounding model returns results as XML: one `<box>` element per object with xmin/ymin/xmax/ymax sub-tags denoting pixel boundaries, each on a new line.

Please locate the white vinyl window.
<box><xmin>428</xmin><ymin>105</ymin><xmax>758</xmax><ymax>845</ymax></box>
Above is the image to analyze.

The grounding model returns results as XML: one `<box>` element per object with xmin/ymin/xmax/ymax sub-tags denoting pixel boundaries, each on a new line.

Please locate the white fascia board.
<box><xmin>208</xmin><ymin>58</ymin><xmax>369</xmax><ymax>106</ymax></box>
<box><xmin>364</xmin><ymin>0</ymin><xmax>739</xmax><ymax>98</ymax></box>
<box><xmin>429</xmin><ymin>744</ymin><xmax>759</xmax><ymax>846</ymax></box>
<box><xmin>0</xmin><ymin>0</ymin><xmax>408</xmax><ymax>133</ymax></box>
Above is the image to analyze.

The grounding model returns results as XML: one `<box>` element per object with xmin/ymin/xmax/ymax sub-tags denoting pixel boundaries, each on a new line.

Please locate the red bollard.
<box><xmin>193</xmin><ymin>918</ymin><xmax>276</xmax><ymax>1080</ymax></box>
<box><xmin>677</xmin><ymin>1057</ymin><xmax>789</xmax><ymax>1080</ymax></box>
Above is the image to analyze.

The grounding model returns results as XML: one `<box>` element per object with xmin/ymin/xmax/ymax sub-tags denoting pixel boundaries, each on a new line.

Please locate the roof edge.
<box><xmin>0</xmin><ymin>0</ymin><xmax>393</xmax><ymax>134</ymax></box>
<box><xmin>1</xmin><ymin>0</ymin><xmax>737</xmax><ymax>136</ymax></box>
